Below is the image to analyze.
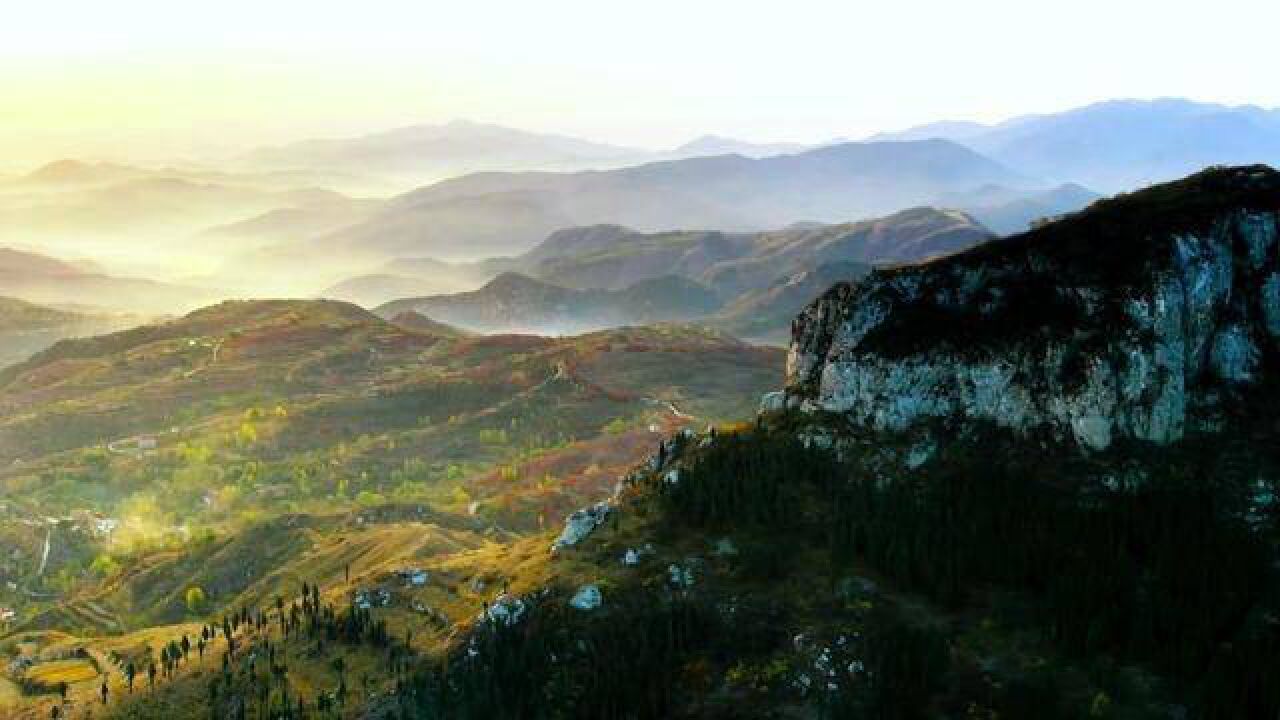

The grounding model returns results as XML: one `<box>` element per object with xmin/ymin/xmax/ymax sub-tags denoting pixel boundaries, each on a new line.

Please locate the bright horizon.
<box><xmin>2</xmin><ymin>0</ymin><xmax>1278</xmax><ymax>171</ymax></box>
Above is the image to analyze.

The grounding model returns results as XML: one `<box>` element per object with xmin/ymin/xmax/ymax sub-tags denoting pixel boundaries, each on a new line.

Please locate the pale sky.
<box><xmin>1</xmin><ymin>0</ymin><xmax>1276</xmax><ymax>170</ymax></box>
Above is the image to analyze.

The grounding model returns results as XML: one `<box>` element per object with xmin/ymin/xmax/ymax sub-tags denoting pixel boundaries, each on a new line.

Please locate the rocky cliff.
<box><xmin>777</xmin><ymin>165</ymin><xmax>1280</xmax><ymax>451</ymax></box>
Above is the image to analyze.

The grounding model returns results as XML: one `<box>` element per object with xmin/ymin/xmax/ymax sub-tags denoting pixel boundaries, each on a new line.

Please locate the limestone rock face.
<box><xmin>481</xmin><ymin>594</ymin><xmax>528</xmax><ymax>626</ymax></box>
<box><xmin>783</xmin><ymin>166</ymin><xmax>1280</xmax><ymax>451</ymax></box>
<box><xmin>551</xmin><ymin>502</ymin><xmax>612</xmax><ymax>552</ymax></box>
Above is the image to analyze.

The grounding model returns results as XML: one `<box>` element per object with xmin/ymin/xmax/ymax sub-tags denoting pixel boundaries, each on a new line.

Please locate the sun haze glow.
<box><xmin>1</xmin><ymin>0</ymin><xmax>1277</xmax><ymax>169</ymax></box>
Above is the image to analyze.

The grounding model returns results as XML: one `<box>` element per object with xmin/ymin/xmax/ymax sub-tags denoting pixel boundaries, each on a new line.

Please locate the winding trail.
<box><xmin>643</xmin><ymin>396</ymin><xmax>694</xmax><ymax>421</ymax></box>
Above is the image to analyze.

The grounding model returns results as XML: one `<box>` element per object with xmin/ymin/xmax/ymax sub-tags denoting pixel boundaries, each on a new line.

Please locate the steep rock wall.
<box><xmin>782</xmin><ymin>166</ymin><xmax>1280</xmax><ymax>451</ymax></box>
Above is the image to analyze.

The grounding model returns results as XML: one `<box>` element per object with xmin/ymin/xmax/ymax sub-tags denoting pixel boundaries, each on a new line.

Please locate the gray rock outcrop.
<box><xmin>781</xmin><ymin>166</ymin><xmax>1280</xmax><ymax>451</ymax></box>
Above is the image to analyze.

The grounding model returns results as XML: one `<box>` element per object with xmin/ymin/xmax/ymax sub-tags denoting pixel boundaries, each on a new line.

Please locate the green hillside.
<box><xmin>0</xmin><ymin>298</ymin><xmax>783</xmax><ymax>717</ymax></box>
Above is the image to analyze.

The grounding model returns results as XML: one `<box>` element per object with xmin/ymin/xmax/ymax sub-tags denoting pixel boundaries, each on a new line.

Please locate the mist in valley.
<box><xmin>3</xmin><ymin>3</ymin><xmax>1280</xmax><ymax>717</ymax></box>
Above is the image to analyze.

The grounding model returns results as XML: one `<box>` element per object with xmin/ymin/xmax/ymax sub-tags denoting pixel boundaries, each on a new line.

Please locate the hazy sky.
<box><xmin>1</xmin><ymin>0</ymin><xmax>1277</xmax><ymax>170</ymax></box>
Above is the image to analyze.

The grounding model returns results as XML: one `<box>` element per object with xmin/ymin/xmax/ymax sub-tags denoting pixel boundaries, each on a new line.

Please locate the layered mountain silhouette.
<box><xmin>244</xmin><ymin>119</ymin><xmax>647</xmax><ymax>187</ymax></box>
<box><xmin>0</xmin><ymin>296</ymin><xmax>142</xmax><ymax>368</ymax></box>
<box><xmin>14</xmin><ymin>159</ymin><xmax>152</xmax><ymax>187</ymax></box>
<box><xmin>949</xmin><ymin>182</ymin><xmax>1102</xmax><ymax>234</ymax></box>
<box><xmin>876</xmin><ymin>99</ymin><xmax>1280</xmax><ymax>191</ymax></box>
<box><xmin>0</xmin><ymin>160</ymin><xmax>378</xmax><ymax>296</ymax></box>
<box><xmin>0</xmin><ymin>246</ymin><xmax>212</xmax><ymax>313</ymax></box>
<box><xmin>671</xmin><ymin>134</ymin><xmax>809</xmax><ymax>158</ymax></box>
<box><xmin>370</xmin><ymin>207</ymin><xmax>993</xmax><ymax>339</ymax></box>
<box><xmin>375</xmin><ymin>272</ymin><xmax>722</xmax><ymax>335</ymax></box>
<box><xmin>518</xmin><ymin>207</ymin><xmax>991</xmax><ymax>292</ymax></box>
<box><xmin>302</xmin><ymin>138</ymin><xmax>1023</xmax><ymax>262</ymax></box>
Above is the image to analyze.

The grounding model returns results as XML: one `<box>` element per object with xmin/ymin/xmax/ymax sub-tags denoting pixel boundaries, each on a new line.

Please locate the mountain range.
<box><xmin>366</xmin><ymin>206</ymin><xmax>993</xmax><ymax>340</ymax></box>
<box><xmin>0</xmin><ymin>296</ymin><xmax>143</xmax><ymax>368</ymax></box>
<box><xmin>0</xmin><ymin>159</ymin><xmax>379</xmax><ymax>290</ymax></box>
<box><xmin>288</xmin><ymin>138</ymin><xmax>1025</xmax><ymax>265</ymax></box>
<box><xmin>376</xmin><ymin>272</ymin><xmax>724</xmax><ymax>335</ymax></box>
<box><xmin>0</xmin><ymin>246</ymin><xmax>213</xmax><ymax>314</ymax></box>
<box><xmin>875</xmin><ymin>98</ymin><xmax>1280</xmax><ymax>192</ymax></box>
<box><xmin>671</xmin><ymin>134</ymin><xmax>810</xmax><ymax>158</ymax></box>
<box><xmin>243</xmin><ymin>119</ymin><xmax>648</xmax><ymax>189</ymax></box>
<box><xmin>6</xmin><ymin>98</ymin><xmax>1278</xmax><ymax>311</ymax></box>
<box><xmin>257</xmin><ymin>100</ymin><xmax>1249</xmax><ymax>277</ymax></box>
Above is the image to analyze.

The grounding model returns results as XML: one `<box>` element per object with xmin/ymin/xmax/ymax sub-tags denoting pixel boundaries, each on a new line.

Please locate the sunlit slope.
<box><xmin>0</xmin><ymin>299</ymin><xmax>780</xmax><ymax>645</ymax></box>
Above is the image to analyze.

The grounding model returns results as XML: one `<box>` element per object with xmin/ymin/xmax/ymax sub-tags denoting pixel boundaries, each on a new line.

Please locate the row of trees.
<box><xmin>106</xmin><ymin>578</ymin><xmax>414</xmax><ymax>720</ymax></box>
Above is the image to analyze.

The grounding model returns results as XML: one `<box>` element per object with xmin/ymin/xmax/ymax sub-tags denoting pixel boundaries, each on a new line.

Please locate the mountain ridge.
<box><xmin>779</xmin><ymin>164</ymin><xmax>1280</xmax><ymax>452</ymax></box>
<box><xmin>876</xmin><ymin>99</ymin><xmax>1280</xmax><ymax>191</ymax></box>
<box><xmin>374</xmin><ymin>272</ymin><xmax>723</xmax><ymax>334</ymax></box>
<box><xmin>297</xmin><ymin>138</ymin><xmax>1027</xmax><ymax>261</ymax></box>
<box><xmin>365</xmin><ymin>207</ymin><xmax>994</xmax><ymax>340</ymax></box>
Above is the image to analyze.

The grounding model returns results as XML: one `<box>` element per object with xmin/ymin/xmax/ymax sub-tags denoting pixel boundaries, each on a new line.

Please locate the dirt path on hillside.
<box><xmin>646</xmin><ymin>397</ymin><xmax>693</xmax><ymax>420</ymax></box>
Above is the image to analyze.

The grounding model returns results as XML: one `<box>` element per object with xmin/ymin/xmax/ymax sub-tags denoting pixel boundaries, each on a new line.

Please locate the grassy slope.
<box><xmin>0</xmin><ymin>300</ymin><xmax>783</xmax><ymax>716</ymax></box>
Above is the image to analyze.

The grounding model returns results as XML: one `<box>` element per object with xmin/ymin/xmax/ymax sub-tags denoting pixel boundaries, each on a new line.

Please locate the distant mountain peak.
<box><xmin>673</xmin><ymin>134</ymin><xmax>808</xmax><ymax>159</ymax></box>
<box><xmin>20</xmin><ymin>158</ymin><xmax>143</xmax><ymax>185</ymax></box>
<box><xmin>864</xmin><ymin>120</ymin><xmax>991</xmax><ymax>144</ymax></box>
<box><xmin>0</xmin><ymin>246</ymin><xmax>87</xmax><ymax>277</ymax></box>
<box><xmin>246</xmin><ymin>120</ymin><xmax>644</xmax><ymax>184</ymax></box>
<box><xmin>29</xmin><ymin>158</ymin><xmax>91</xmax><ymax>175</ymax></box>
<box><xmin>484</xmin><ymin>271</ymin><xmax>559</xmax><ymax>293</ymax></box>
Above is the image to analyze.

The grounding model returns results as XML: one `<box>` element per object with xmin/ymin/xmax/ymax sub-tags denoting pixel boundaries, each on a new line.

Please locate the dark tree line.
<box><xmin>395</xmin><ymin>593</ymin><xmax>718</xmax><ymax>719</ymax></box>
<box><xmin>660</xmin><ymin>428</ymin><xmax>1280</xmax><ymax>718</ymax></box>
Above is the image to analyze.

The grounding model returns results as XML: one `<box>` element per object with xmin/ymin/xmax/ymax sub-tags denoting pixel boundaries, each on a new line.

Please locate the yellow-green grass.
<box><xmin>24</xmin><ymin>658</ymin><xmax>100</xmax><ymax>687</ymax></box>
<box><xmin>0</xmin><ymin>676</ymin><xmax>23</xmax><ymax>707</ymax></box>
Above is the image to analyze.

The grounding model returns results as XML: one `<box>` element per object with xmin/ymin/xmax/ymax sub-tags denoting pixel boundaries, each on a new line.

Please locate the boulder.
<box><xmin>550</xmin><ymin>501</ymin><xmax>612</xmax><ymax>552</ymax></box>
<box><xmin>569</xmin><ymin>584</ymin><xmax>603</xmax><ymax>611</ymax></box>
<box><xmin>481</xmin><ymin>593</ymin><xmax>527</xmax><ymax>626</ymax></box>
